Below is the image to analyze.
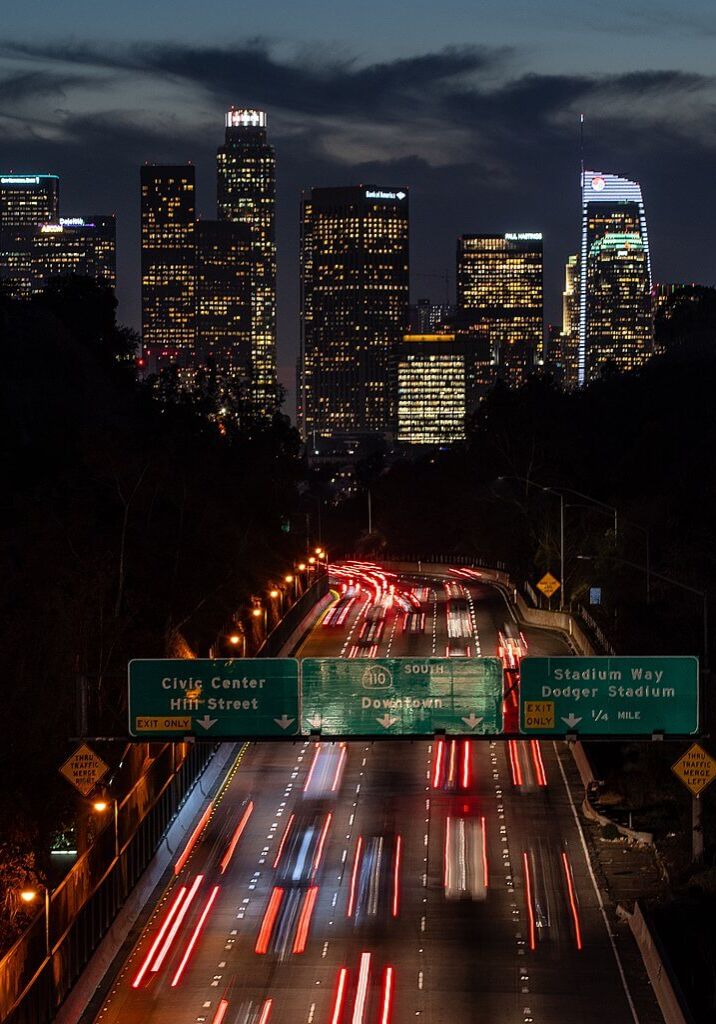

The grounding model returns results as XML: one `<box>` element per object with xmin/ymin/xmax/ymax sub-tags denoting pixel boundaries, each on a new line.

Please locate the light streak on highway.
<box><xmin>347</xmin><ymin>836</ymin><xmax>363</xmax><ymax>917</ymax></box>
<box><xmin>174</xmin><ymin>803</ymin><xmax>213</xmax><ymax>875</ymax></box>
<box><xmin>562</xmin><ymin>851</ymin><xmax>584</xmax><ymax>950</ymax></box>
<box><xmin>220</xmin><ymin>801</ymin><xmax>254</xmax><ymax>873</ymax></box>
<box><xmin>255</xmin><ymin>887</ymin><xmax>285</xmax><ymax>954</ymax></box>
<box><xmin>379</xmin><ymin>965</ymin><xmax>395</xmax><ymax>1024</ymax></box>
<box><xmin>292</xmin><ymin>885</ymin><xmax>319</xmax><ymax>954</ymax></box>
<box><xmin>351</xmin><ymin>952</ymin><xmax>371</xmax><ymax>1024</ymax></box>
<box><xmin>392</xmin><ymin>835</ymin><xmax>402</xmax><ymax>917</ymax></box>
<box><xmin>330</xmin><ymin>967</ymin><xmax>349</xmax><ymax>1024</ymax></box>
<box><xmin>131</xmin><ymin>884</ymin><xmax>187</xmax><ymax>988</ymax></box>
<box><xmin>150</xmin><ymin>874</ymin><xmax>203</xmax><ymax>975</ymax></box>
<box><xmin>170</xmin><ymin>884</ymin><xmax>220</xmax><ymax>986</ymax></box>
<box><xmin>523</xmin><ymin>852</ymin><xmax>537</xmax><ymax>950</ymax></box>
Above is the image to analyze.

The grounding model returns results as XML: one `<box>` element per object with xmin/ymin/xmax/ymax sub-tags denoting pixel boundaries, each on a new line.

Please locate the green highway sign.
<box><xmin>520</xmin><ymin>656</ymin><xmax>699</xmax><ymax>736</ymax></box>
<box><xmin>128</xmin><ymin>659</ymin><xmax>300</xmax><ymax>738</ymax></box>
<box><xmin>301</xmin><ymin>657</ymin><xmax>503</xmax><ymax>737</ymax></box>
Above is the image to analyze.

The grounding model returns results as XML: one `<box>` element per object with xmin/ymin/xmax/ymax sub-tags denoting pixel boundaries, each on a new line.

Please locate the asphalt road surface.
<box><xmin>87</xmin><ymin>564</ymin><xmax>660</xmax><ymax>1024</ymax></box>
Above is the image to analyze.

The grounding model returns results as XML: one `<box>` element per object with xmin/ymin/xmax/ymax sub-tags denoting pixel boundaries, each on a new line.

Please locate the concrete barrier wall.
<box><xmin>55</xmin><ymin>742</ymin><xmax>240</xmax><ymax>1024</ymax></box>
<box><xmin>627</xmin><ymin>902</ymin><xmax>693</xmax><ymax>1024</ymax></box>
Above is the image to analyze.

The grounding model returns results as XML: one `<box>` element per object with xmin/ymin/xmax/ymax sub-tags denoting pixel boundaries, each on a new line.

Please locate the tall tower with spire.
<box><xmin>217</xmin><ymin>109</ymin><xmax>277</xmax><ymax>416</ymax></box>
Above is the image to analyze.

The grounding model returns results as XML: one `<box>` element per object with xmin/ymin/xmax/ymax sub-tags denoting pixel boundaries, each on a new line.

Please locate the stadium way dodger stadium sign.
<box><xmin>520</xmin><ymin>656</ymin><xmax>699</xmax><ymax>736</ymax></box>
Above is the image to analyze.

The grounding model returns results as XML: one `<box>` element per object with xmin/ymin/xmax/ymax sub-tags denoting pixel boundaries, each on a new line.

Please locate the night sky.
<box><xmin>3</xmin><ymin>0</ymin><xmax>715</xmax><ymax>414</ymax></box>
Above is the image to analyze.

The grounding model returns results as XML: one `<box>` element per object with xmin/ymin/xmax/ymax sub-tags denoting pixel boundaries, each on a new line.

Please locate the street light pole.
<box><xmin>45</xmin><ymin>888</ymin><xmax>50</xmax><ymax>959</ymax></box>
<box><xmin>577</xmin><ymin>554</ymin><xmax>708</xmax><ymax>672</ymax></box>
<box><xmin>559</xmin><ymin>491</ymin><xmax>565</xmax><ymax>613</ymax></box>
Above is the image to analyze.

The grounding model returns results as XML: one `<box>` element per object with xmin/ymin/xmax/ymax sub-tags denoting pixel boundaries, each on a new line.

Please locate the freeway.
<box><xmin>85</xmin><ymin>562</ymin><xmax>659</xmax><ymax>1024</ymax></box>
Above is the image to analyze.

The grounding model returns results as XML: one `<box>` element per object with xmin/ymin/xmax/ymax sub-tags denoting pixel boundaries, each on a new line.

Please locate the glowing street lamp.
<box><xmin>93</xmin><ymin>796</ymin><xmax>119</xmax><ymax>859</ymax></box>
<box><xmin>19</xmin><ymin>886</ymin><xmax>51</xmax><ymax>957</ymax></box>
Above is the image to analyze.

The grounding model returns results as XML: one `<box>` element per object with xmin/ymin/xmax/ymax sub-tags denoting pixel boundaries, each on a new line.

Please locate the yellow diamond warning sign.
<box><xmin>671</xmin><ymin>743</ymin><xmax>716</xmax><ymax>798</ymax></box>
<box><xmin>523</xmin><ymin>701</ymin><xmax>555</xmax><ymax>730</ymax></box>
<box><xmin>59</xmin><ymin>744</ymin><xmax>110</xmax><ymax>797</ymax></box>
<box><xmin>536</xmin><ymin>572</ymin><xmax>560</xmax><ymax>599</ymax></box>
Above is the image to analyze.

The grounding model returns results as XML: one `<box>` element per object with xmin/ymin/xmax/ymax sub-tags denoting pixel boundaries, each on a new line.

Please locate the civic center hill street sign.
<box><xmin>128</xmin><ymin>659</ymin><xmax>300</xmax><ymax>738</ymax></box>
<box><xmin>520</xmin><ymin>656</ymin><xmax>699</xmax><ymax>737</ymax></box>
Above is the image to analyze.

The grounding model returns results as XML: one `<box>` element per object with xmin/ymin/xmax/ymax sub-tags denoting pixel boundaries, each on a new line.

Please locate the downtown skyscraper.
<box><xmin>217</xmin><ymin>109</ymin><xmax>277</xmax><ymax>415</ymax></box>
<box><xmin>298</xmin><ymin>186</ymin><xmax>409</xmax><ymax>442</ymax></box>
<box><xmin>1</xmin><ymin>174</ymin><xmax>115</xmax><ymax>297</ymax></box>
<box><xmin>140</xmin><ymin>165</ymin><xmax>196</xmax><ymax>377</ymax></box>
<box><xmin>579</xmin><ymin>170</ymin><xmax>652</xmax><ymax>383</ymax></box>
<box><xmin>456</xmin><ymin>233</ymin><xmax>543</xmax><ymax>391</ymax></box>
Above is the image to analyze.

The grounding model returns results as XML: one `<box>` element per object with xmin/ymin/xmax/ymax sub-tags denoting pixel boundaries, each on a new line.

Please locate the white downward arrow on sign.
<box><xmin>377</xmin><ymin>714</ymin><xmax>399</xmax><ymax>729</ymax></box>
<box><xmin>196</xmin><ymin>715</ymin><xmax>218</xmax><ymax>730</ymax></box>
<box><xmin>561</xmin><ymin>713</ymin><xmax>582</xmax><ymax>729</ymax></box>
<box><xmin>274</xmin><ymin>715</ymin><xmax>295</xmax><ymax>730</ymax></box>
<box><xmin>307</xmin><ymin>715</ymin><xmax>322</xmax><ymax>730</ymax></box>
<box><xmin>461</xmin><ymin>714</ymin><xmax>483</xmax><ymax>730</ymax></box>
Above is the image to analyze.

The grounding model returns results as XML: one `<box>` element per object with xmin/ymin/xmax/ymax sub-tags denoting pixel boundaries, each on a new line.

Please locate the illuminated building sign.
<box><xmin>60</xmin><ymin>217</ymin><xmax>86</xmax><ymax>227</ymax></box>
<box><xmin>504</xmin><ymin>232</ymin><xmax>542</xmax><ymax>241</ymax></box>
<box><xmin>1</xmin><ymin>175</ymin><xmax>40</xmax><ymax>185</ymax></box>
<box><xmin>365</xmin><ymin>190</ymin><xmax>406</xmax><ymax>201</ymax></box>
<box><xmin>225</xmin><ymin>109</ymin><xmax>267</xmax><ymax>128</ymax></box>
<box><xmin>40</xmin><ymin>224</ymin><xmax>63</xmax><ymax>233</ymax></box>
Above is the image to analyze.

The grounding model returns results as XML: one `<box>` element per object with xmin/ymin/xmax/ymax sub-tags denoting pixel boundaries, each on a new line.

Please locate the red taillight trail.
<box><xmin>151</xmin><ymin>874</ymin><xmax>203</xmax><ymax>973</ymax></box>
<box><xmin>508</xmin><ymin>741</ymin><xmax>524</xmax><ymax>787</ymax></box>
<box><xmin>561</xmin><ymin>852</ymin><xmax>583</xmax><ymax>950</ymax></box>
<box><xmin>304</xmin><ymin>747</ymin><xmax>321</xmax><ymax>794</ymax></box>
<box><xmin>292</xmin><ymin>885</ymin><xmax>319</xmax><ymax>954</ymax></box>
<box><xmin>312</xmin><ymin>813</ymin><xmax>333</xmax><ymax>875</ymax></box>
<box><xmin>273</xmin><ymin>814</ymin><xmax>295</xmax><ymax>869</ymax></box>
<box><xmin>220</xmin><ymin>801</ymin><xmax>254</xmax><ymax>874</ymax></box>
<box><xmin>523</xmin><ymin>852</ymin><xmax>536</xmax><ymax>951</ymax></box>
<box><xmin>170</xmin><ymin>884</ymin><xmax>220</xmax><ymax>986</ymax></box>
<box><xmin>443</xmin><ymin>817</ymin><xmax>451</xmax><ymax>890</ymax></box>
<box><xmin>432</xmin><ymin>738</ymin><xmax>445</xmax><ymax>788</ymax></box>
<box><xmin>332</xmin><ymin>745</ymin><xmax>347</xmax><ymax>792</ymax></box>
<box><xmin>131</xmin><ymin>885</ymin><xmax>187</xmax><ymax>988</ymax></box>
<box><xmin>461</xmin><ymin>740</ymin><xmax>471</xmax><ymax>789</ymax></box>
<box><xmin>257</xmin><ymin>998</ymin><xmax>273</xmax><ymax>1024</ymax></box>
<box><xmin>211</xmin><ymin>999</ymin><xmax>229</xmax><ymax>1024</ymax></box>
<box><xmin>330</xmin><ymin>968</ymin><xmax>349</xmax><ymax>1024</ymax></box>
<box><xmin>481</xmin><ymin>816</ymin><xmax>489</xmax><ymax>889</ymax></box>
<box><xmin>175</xmin><ymin>803</ymin><xmax>213</xmax><ymax>875</ymax></box>
<box><xmin>379</xmin><ymin>966</ymin><xmax>395</xmax><ymax>1024</ymax></box>
<box><xmin>351</xmin><ymin>952</ymin><xmax>371</xmax><ymax>1024</ymax></box>
<box><xmin>530</xmin><ymin>741</ymin><xmax>547</xmax><ymax>787</ymax></box>
<box><xmin>255</xmin><ymin>887</ymin><xmax>284</xmax><ymax>955</ymax></box>
<box><xmin>392</xmin><ymin>836</ymin><xmax>402</xmax><ymax>917</ymax></box>
<box><xmin>347</xmin><ymin>836</ymin><xmax>363</xmax><ymax>917</ymax></box>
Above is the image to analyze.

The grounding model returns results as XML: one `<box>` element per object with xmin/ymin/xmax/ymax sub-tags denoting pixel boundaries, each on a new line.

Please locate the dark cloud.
<box><xmin>1</xmin><ymin>39</ymin><xmax>715</xmax><ymax>415</ymax></box>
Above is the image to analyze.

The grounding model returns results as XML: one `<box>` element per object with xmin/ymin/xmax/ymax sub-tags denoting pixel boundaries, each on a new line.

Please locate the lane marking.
<box><xmin>553</xmin><ymin>742</ymin><xmax>640</xmax><ymax>1023</ymax></box>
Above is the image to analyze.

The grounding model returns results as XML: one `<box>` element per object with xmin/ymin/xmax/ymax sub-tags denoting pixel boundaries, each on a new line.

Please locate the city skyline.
<box><xmin>2</xmin><ymin>14</ymin><xmax>715</xmax><ymax>413</ymax></box>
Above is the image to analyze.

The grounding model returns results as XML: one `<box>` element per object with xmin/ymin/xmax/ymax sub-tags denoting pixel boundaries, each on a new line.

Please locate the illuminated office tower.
<box><xmin>579</xmin><ymin>170</ymin><xmax>652</xmax><ymax>383</ymax></box>
<box><xmin>457</xmin><ymin>233</ymin><xmax>543</xmax><ymax>389</ymax></box>
<box><xmin>1</xmin><ymin>215</ymin><xmax>116</xmax><ymax>297</ymax></box>
<box><xmin>555</xmin><ymin>254</ymin><xmax>580</xmax><ymax>388</ymax></box>
<box><xmin>140</xmin><ymin>165</ymin><xmax>196</xmax><ymax>376</ymax></box>
<box><xmin>298</xmin><ymin>185</ymin><xmax>409</xmax><ymax>440</ymax></box>
<box><xmin>410</xmin><ymin>298</ymin><xmax>455</xmax><ymax>333</ymax></box>
<box><xmin>0</xmin><ymin>173</ymin><xmax>59</xmax><ymax>228</ymax></box>
<box><xmin>195</xmin><ymin>219</ymin><xmax>253</xmax><ymax>384</ymax></box>
<box><xmin>397</xmin><ymin>334</ymin><xmax>466</xmax><ymax>445</ymax></box>
<box><xmin>35</xmin><ymin>216</ymin><xmax>116</xmax><ymax>288</ymax></box>
<box><xmin>217</xmin><ymin>109</ymin><xmax>277</xmax><ymax>414</ymax></box>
